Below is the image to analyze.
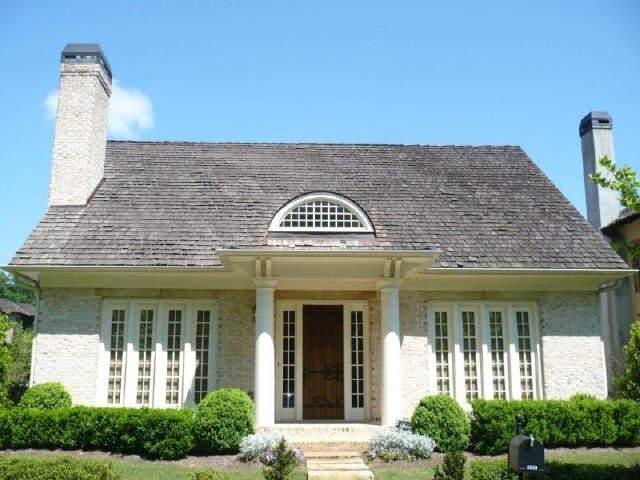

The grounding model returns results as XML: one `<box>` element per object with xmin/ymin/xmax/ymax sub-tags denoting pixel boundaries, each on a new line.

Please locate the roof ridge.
<box><xmin>106</xmin><ymin>140</ymin><xmax>523</xmax><ymax>149</ymax></box>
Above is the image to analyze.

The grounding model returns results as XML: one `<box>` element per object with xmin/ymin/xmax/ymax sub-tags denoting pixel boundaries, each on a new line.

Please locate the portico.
<box><xmin>218</xmin><ymin>248</ymin><xmax>440</xmax><ymax>427</ymax></box>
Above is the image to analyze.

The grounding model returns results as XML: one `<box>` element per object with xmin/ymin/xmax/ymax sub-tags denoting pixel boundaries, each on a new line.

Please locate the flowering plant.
<box><xmin>239</xmin><ymin>433</ymin><xmax>286</xmax><ymax>461</ymax></box>
<box><xmin>260</xmin><ymin>438</ymin><xmax>303</xmax><ymax>480</ymax></box>
<box><xmin>368</xmin><ymin>427</ymin><xmax>436</xmax><ymax>462</ymax></box>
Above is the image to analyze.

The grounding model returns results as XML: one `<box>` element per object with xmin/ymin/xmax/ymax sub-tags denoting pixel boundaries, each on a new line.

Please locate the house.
<box><xmin>0</xmin><ymin>298</ymin><xmax>36</xmax><ymax>330</ymax></box>
<box><xmin>579</xmin><ymin>112</ymin><xmax>637</xmax><ymax>391</ymax></box>
<box><xmin>6</xmin><ymin>44</ymin><xmax>634</xmax><ymax>428</ymax></box>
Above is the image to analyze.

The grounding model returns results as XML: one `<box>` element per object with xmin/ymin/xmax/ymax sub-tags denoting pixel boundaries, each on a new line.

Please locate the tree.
<box><xmin>592</xmin><ymin>156</ymin><xmax>640</xmax><ymax>399</ymax></box>
<box><xmin>590</xmin><ymin>155</ymin><xmax>640</xmax><ymax>259</ymax></box>
<box><xmin>0</xmin><ymin>271</ymin><xmax>35</xmax><ymax>305</ymax></box>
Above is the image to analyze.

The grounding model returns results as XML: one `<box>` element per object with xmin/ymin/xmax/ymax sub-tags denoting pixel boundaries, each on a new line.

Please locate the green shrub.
<box><xmin>0</xmin><ymin>456</ymin><xmax>119</xmax><ymax>480</ymax></box>
<box><xmin>0</xmin><ymin>406</ymin><xmax>193</xmax><ymax>460</ymax></box>
<box><xmin>470</xmin><ymin>397</ymin><xmax>623</xmax><ymax>455</ymax></box>
<box><xmin>469</xmin><ymin>459</ymin><xmax>640</xmax><ymax>480</ymax></box>
<box><xmin>191</xmin><ymin>471</ymin><xmax>231</xmax><ymax>480</ymax></box>
<box><xmin>614</xmin><ymin>399</ymin><xmax>640</xmax><ymax>446</ymax></box>
<box><xmin>193</xmin><ymin>388</ymin><xmax>254</xmax><ymax>454</ymax></box>
<box><xmin>433</xmin><ymin>450</ymin><xmax>465</xmax><ymax>480</ymax></box>
<box><xmin>615</xmin><ymin>320</ymin><xmax>640</xmax><ymax>400</ymax></box>
<box><xmin>411</xmin><ymin>395</ymin><xmax>470</xmax><ymax>452</ymax></box>
<box><xmin>19</xmin><ymin>382</ymin><xmax>72</xmax><ymax>409</ymax></box>
<box><xmin>469</xmin><ymin>460</ymin><xmax>516</xmax><ymax>480</ymax></box>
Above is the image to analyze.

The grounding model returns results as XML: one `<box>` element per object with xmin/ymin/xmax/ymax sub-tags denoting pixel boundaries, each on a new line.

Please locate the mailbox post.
<box><xmin>508</xmin><ymin>414</ymin><xmax>544</xmax><ymax>479</ymax></box>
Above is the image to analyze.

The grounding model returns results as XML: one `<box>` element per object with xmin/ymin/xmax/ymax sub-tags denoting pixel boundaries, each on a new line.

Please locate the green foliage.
<box><xmin>433</xmin><ymin>450</ymin><xmax>465</xmax><ymax>480</ymax></box>
<box><xmin>0</xmin><ymin>406</ymin><xmax>194</xmax><ymax>460</ymax></box>
<box><xmin>0</xmin><ymin>314</ymin><xmax>12</xmax><ymax>406</ymax></box>
<box><xmin>411</xmin><ymin>395</ymin><xmax>471</xmax><ymax>452</ymax></box>
<box><xmin>469</xmin><ymin>459</ymin><xmax>640</xmax><ymax>480</ymax></box>
<box><xmin>0</xmin><ymin>456</ymin><xmax>119</xmax><ymax>480</ymax></box>
<box><xmin>469</xmin><ymin>460</ymin><xmax>516</xmax><ymax>480</ymax></box>
<box><xmin>261</xmin><ymin>438</ymin><xmax>300</xmax><ymax>480</ymax></box>
<box><xmin>5</xmin><ymin>321</ymin><xmax>32</xmax><ymax>404</ymax></box>
<box><xmin>193</xmin><ymin>388</ymin><xmax>254</xmax><ymax>454</ymax></box>
<box><xmin>191</xmin><ymin>470</ymin><xmax>231</xmax><ymax>480</ymax></box>
<box><xmin>470</xmin><ymin>398</ymin><xmax>639</xmax><ymax>455</ymax></box>
<box><xmin>0</xmin><ymin>271</ymin><xmax>35</xmax><ymax>306</ymax></box>
<box><xmin>615</xmin><ymin>321</ymin><xmax>640</xmax><ymax>400</ymax></box>
<box><xmin>19</xmin><ymin>382</ymin><xmax>72</xmax><ymax>409</ymax></box>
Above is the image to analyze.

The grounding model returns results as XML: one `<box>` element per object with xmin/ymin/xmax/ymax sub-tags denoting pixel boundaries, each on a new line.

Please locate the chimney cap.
<box><xmin>579</xmin><ymin>111</ymin><xmax>612</xmax><ymax>137</ymax></box>
<box><xmin>61</xmin><ymin>43</ymin><xmax>112</xmax><ymax>80</ymax></box>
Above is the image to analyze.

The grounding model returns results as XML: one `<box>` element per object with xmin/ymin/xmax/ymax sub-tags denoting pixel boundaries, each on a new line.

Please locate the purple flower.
<box><xmin>293</xmin><ymin>448</ymin><xmax>304</xmax><ymax>461</ymax></box>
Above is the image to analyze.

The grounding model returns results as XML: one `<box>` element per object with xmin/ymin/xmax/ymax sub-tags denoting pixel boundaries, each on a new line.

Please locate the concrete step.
<box><xmin>305</xmin><ymin>449</ymin><xmax>373</xmax><ymax>480</ymax></box>
<box><xmin>307</xmin><ymin>469</ymin><xmax>374</xmax><ymax>480</ymax></box>
<box><xmin>305</xmin><ymin>451</ymin><xmax>362</xmax><ymax>459</ymax></box>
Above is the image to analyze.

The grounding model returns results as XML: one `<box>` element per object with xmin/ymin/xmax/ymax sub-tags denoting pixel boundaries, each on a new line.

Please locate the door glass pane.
<box><xmin>166</xmin><ymin>309</ymin><xmax>182</xmax><ymax>405</ymax></box>
<box><xmin>282</xmin><ymin>310</ymin><xmax>295</xmax><ymax>408</ymax></box>
<box><xmin>136</xmin><ymin>309</ymin><xmax>154</xmax><ymax>405</ymax></box>
<box><xmin>489</xmin><ymin>311</ymin><xmax>506</xmax><ymax>399</ymax></box>
<box><xmin>516</xmin><ymin>311</ymin><xmax>534</xmax><ymax>399</ymax></box>
<box><xmin>434</xmin><ymin>311</ymin><xmax>451</xmax><ymax>395</ymax></box>
<box><xmin>462</xmin><ymin>311</ymin><xmax>479</xmax><ymax>402</ymax></box>
<box><xmin>107</xmin><ymin>309</ymin><xmax>126</xmax><ymax>405</ymax></box>
<box><xmin>350</xmin><ymin>310</ymin><xmax>364</xmax><ymax>409</ymax></box>
<box><xmin>194</xmin><ymin>310</ymin><xmax>211</xmax><ymax>404</ymax></box>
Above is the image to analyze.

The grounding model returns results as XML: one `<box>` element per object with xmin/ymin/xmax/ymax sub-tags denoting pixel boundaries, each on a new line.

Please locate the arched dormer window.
<box><xmin>269</xmin><ymin>192</ymin><xmax>374</xmax><ymax>233</ymax></box>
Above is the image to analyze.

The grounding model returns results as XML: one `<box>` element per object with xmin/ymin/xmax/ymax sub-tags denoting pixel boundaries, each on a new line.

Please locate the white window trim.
<box><xmin>269</xmin><ymin>192</ymin><xmax>374</xmax><ymax>233</ymax></box>
<box><xmin>275</xmin><ymin>300</ymin><xmax>370</xmax><ymax>422</ymax></box>
<box><xmin>98</xmin><ymin>299</ymin><xmax>218</xmax><ymax>408</ymax></box>
<box><xmin>427</xmin><ymin>301</ymin><xmax>541</xmax><ymax>408</ymax></box>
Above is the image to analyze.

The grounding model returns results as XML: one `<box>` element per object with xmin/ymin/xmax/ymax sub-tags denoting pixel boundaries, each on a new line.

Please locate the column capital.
<box><xmin>254</xmin><ymin>278</ymin><xmax>278</xmax><ymax>289</ymax></box>
<box><xmin>376</xmin><ymin>278</ymin><xmax>402</xmax><ymax>290</ymax></box>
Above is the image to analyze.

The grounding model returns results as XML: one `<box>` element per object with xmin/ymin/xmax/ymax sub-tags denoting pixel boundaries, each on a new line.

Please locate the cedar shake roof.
<box><xmin>0</xmin><ymin>298</ymin><xmax>36</xmax><ymax>317</ymax></box>
<box><xmin>10</xmin><ymin>141</ymin><xmax>628</xmax><ymax>269</ymax></box>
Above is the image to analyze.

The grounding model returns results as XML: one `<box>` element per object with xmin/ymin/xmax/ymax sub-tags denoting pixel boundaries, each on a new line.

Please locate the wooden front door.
<box><xmin>303</xmin><ymin>305</ymin><xmax>344</xmax><ymax>420</ymax></box>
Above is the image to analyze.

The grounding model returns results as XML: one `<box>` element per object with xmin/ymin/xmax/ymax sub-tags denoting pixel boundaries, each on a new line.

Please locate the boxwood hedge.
<box><xmin>0</xmin><ymin>456</ymin><xmax>119</xmax><ymax>480</ymax></box>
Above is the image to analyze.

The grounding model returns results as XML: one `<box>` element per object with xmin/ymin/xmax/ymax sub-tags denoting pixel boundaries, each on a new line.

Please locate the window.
<box><xmin>101</xmin><ymin>300</ymin><xmax>216</xmax><ymax>408</ymax></box>
<box><xmin>428</xmin><ymin>303</ymin><xmax>539</xmax><ymax>404</ymax></box>
<box><xmin>269</xmin><ymin>192</ymin><xmax>373</xmax><ymax>233</ymax></box>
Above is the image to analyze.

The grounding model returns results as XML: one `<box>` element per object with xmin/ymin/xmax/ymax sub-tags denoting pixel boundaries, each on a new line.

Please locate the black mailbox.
<box><xmin>508</xmin><ymin>415</ymin><xmax>544</xmax><ymax>477</ymax></box>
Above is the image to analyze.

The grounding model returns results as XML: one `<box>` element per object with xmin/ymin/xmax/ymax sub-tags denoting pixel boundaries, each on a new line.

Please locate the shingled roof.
<box><xmin>10</xmin><ymin>141</ymin><xmax>627</xmax><ymax>270</ymax></box>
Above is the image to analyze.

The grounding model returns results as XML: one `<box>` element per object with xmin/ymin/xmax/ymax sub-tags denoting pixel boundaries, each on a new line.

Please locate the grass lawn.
<box><xmin>3</xmin><ymin>448</ymin><xmax>638</xmax><ymax>479</ymax></box>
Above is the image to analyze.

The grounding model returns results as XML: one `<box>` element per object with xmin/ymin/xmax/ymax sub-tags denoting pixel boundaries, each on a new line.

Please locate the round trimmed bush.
<box><xmin>19</xmin><ymin>382</ymin><xmax>72</xmax><ymax>409</ymax></box>
<box><xmin>193</xmin><ymin>388</ymin><xmax>254</xmax><ymax>453</ymax></box>
<box><xmin>411</xmin><ymin>394</ymin><xmax>470</xmax><ymax>452</ymax></box>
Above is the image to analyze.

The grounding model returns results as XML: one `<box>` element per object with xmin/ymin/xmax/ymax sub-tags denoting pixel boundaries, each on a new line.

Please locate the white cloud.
<box><xmin>44</xmin><ymin>79</ymin><xmax>154</xmax><ymax>139</ymax></box>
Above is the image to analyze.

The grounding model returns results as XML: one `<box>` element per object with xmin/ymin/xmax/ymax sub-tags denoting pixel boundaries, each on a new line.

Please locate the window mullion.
<box><xmin>152</xmin><ymin>302</ymin><xmax>166</xmax><ymax>407</ymax></box>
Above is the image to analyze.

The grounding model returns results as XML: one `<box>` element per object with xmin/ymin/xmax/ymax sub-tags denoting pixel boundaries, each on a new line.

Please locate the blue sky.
<box><xmin>1</xmin><ymin>1</ymin><xmax>639</xmax><ymax>264</ymax></box>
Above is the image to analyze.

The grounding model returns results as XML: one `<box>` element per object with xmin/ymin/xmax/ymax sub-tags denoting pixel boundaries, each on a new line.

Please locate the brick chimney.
<box><xmin>580</xmin><ymin>111</ymin><xmax>620</xmax><ymax>230</ymax></box>
<box><xmin>48</xmin><ymin>44</ymin><xmax>112</xmax><ymax>206</ymax></box>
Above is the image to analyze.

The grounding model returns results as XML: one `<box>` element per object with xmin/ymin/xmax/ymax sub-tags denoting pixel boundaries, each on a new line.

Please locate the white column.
<box><xmin>379</xmin><ymin>280</ymin><xmax>402</xmax><ymax>426</ymax></box>
<box><xmin>254</xmin><ymin>280</ymin><xmax>276</xmax><ymax>427</ymax></box>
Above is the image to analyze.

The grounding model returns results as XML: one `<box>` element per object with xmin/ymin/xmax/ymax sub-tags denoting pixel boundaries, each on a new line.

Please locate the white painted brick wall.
<box><xmin>32</xmin><ymin>288</ymin><xmax>102</xmax><ymax>405</ymax></box>
<box><xmin>32</xmin><ymin>288</ymin><xmax>605</xmax><ymax>412</ymax></box>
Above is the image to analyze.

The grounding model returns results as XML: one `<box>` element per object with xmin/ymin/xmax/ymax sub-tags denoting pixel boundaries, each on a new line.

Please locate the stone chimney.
<box><xmin>580</xmin><ymin>111</ymin><xmax>620</xmax><ymax>230</ymax></box>
<box><xmin>48</xmin><ymin>44</ymin><xmax>112</xmax><ymax>206</ymax></box>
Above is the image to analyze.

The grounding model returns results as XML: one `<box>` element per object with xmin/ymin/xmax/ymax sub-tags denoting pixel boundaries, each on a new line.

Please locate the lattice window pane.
<box><xmin>166</xmin><ymin>309</ymin><xmax>182</xmax><ymax>405</ymax></box>
<box><xmin>462</xmin><ymin>311</ymin><xmax>479</xmax><ymax>402</ymax></box>
<box><xmin>434</xmin><ymin>311</ymin><xmax>451</xmax><ymax>395</ymax></box>
<box><xmin>350</xmin><ymin>310</ymin><xmax>365</xmax><ymax>408</ymax></box>
<box><xmin>282</xmin><ymin>310</ymin><xmax>296</xmax><ymax>408</ymax></box>
<box><xmin>194</xmin><ymin>310</ymin><xmax>211</xmax><ymax>404</ymax></box>
<box><xmin>516</xmin><ymin>311</ymin><xmax>535</xmax><ymax>399</ymax></box>
<box><xmin>107</xmin><ymin>309</ymin><xmax>126</xmax><ymax>405</ymax></box>
<box><xmin>489</xmin><ymin>311</ymin><xmax>507</xmax><ymax>399</ymax></box>
<box><xmin>279</xmin><ymin>199</ymin><xmax>365</xmax><ymax>231</ymax></box>
<box><xmin>136</xmin><ymin>309</ymin><xmax>154</xmax><ymax>405</ymax></box>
